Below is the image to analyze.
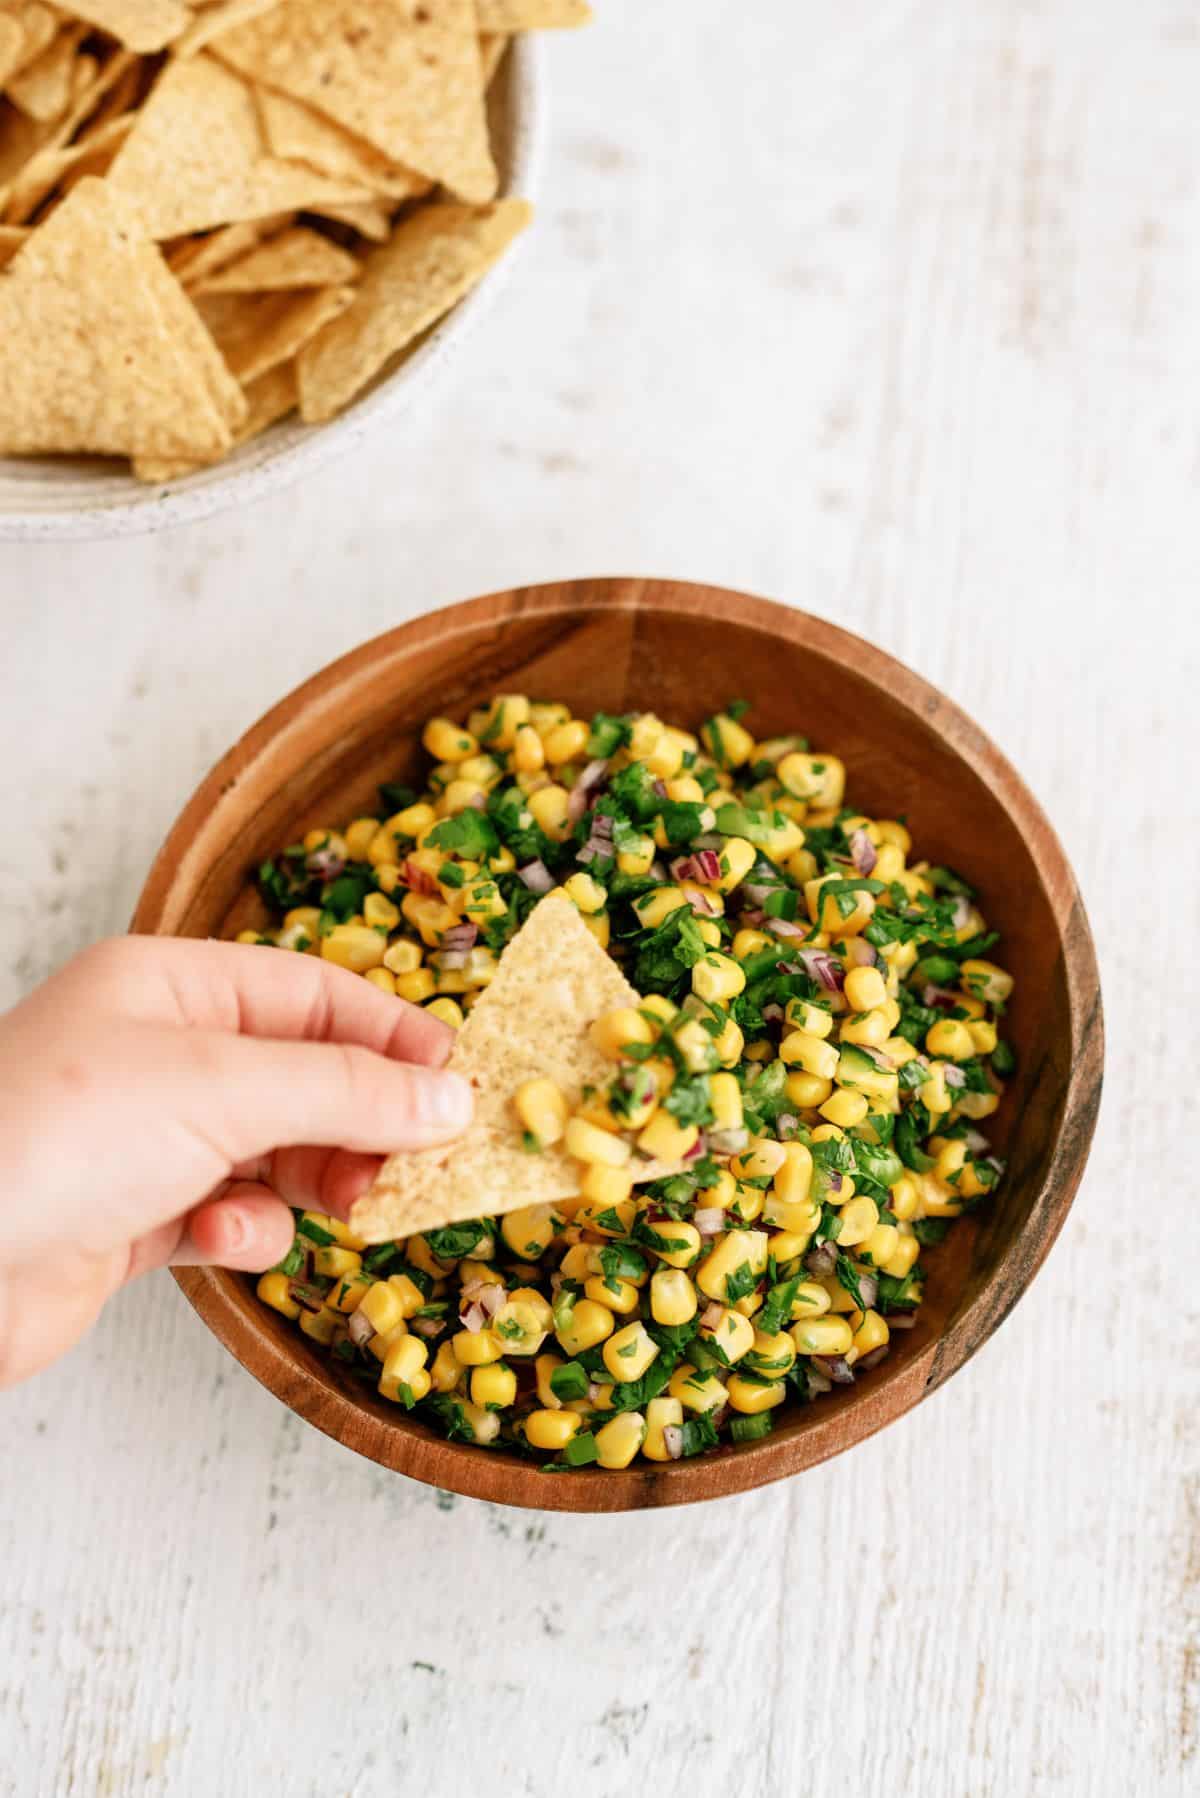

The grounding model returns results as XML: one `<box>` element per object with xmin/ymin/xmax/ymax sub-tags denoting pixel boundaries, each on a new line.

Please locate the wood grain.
<box><xmin>0</xmin><ymin>0</ymin><xmax>1195</xmax><ymax>1790</ymax></box>
<box><xmin>133</xmin><ymin>578</ymin><xmax>1102</xmax><ymax>1510</ymax></box>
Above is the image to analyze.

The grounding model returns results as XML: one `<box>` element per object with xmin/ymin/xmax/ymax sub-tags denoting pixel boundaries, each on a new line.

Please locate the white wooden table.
<box><xmin>1</xmin><ymin>3</ymin><xmax>1195</xmax><ymax>1792</ymax></box>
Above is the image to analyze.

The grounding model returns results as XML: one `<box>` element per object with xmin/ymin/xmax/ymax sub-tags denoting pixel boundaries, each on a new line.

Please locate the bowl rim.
<box><xmin>135</xmin><ymin>577</ymin><xmax>1104</xmax><ymax>1511</ymax></box>
<box><xmin>0</xmin><ymin>35</ymin><xmax>545</xmax><ymax>545</ymax></box>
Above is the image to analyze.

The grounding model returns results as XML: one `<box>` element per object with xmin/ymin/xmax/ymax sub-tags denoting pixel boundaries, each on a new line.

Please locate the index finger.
<box><xmin>82</xmin><ymin>938</ymin><xmax>454</xmax><ymax>1067</ymax></box>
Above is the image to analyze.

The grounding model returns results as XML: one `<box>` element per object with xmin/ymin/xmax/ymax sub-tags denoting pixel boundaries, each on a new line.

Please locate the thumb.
<box><xmin>176</xmin><ymin>1030</ymin><xmax>476</xmax><ymax>1171</ymax></box>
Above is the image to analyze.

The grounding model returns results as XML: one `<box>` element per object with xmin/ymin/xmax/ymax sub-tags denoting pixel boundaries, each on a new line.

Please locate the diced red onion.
<box><xmin>857</xmin><ymin>1045</ymin><xmax>895</xmax><ymax>1071</ymax></box>
<box><xmin>694</xmin><ymin>1208</ymin><xmax>725</xmax><ymax>1237</ymax></box>
<box><xmin>951</xmin><ymin>894</ymin><xmax>973</xmax><ymax>930</ymax></box>
<box><xmin>806</xmin><ymin>1367</ymin><xmax>834</xmax><ymax>1396</ymax></box>
<box><xmin>700</xmin><ymin>1302</ymin><xmax>725</xmax><ymax>1330</ymax></box>
<box><xmin>663</xmin><ymin>1424</ymin><xmax>685</xmax><ymax>1460</ymax></box>
<box><xmin>306</xmin><ymin>846</ymin><xmax>345</xmax><ymax>881</ymax></box>
<box><xmin>923</xmin><ymin>983</ymin><xmax>961</xmax><ymax>1009</ymax></box>
<box><xmin>442</xmin><ymin>922</ymin><xmax>478</xmax><ymax>950</ymax></box>
<box><xmin>708</xmin><ymin>1126</ymin><xmax>749</xmax><ymax>1155</ymax></box>
<box><xmin>649</xmin><ymin>859</ymin><xmax>668</xmax><ymax>881</ymax></box>
<box><xmin>740</xmin><ymin>908</ymin><xmax>765</xmax><ymax>928</ymax></box>
<box><xmin>438</xmin><ymin>948</ymin><xmax>471</xmax><ymax>970</ymax></box>
<box><xmin>857</xmin><ymin>1344</ymin><xmax>890</xmax><ymax>1370</ymax></box>
<box><xmin>811</xmin><ymin>1353</ymin><xmax>855</xmax><ymax>1385</ymax></box>
<box><xmin>943</xmin><ymin>1064</ymin><xmax>967</xmax><ymax>1089</ymax></box>
<box><xmin>856</xmin><ymin>1272</ymin><xmax>879</xmax><ymax>1310</ymax></box>
<box><xmin>963</xmin><ymin>1127</ymin><xmax>990</xmax><ymax>1153</ymax></box>
<box><xmin>683</xmin><ymin>1133</ymin><xmax>706</xmax><ymax>1162</ymax></box>
<box><xmin>887</xmin><ymin>1311</ymin><xmax>917</xmax><ymax>1331</ymax></box>
<box><xmin>459</xmin><ymin>1302</ymin><xmax>485</xmax><ymax>1333</ymax></box>
<box><xmin>684</xmin><ymin>887</ymin><xmax>720</xmax><ymax>916</ymax></box>
<box><xmin>672</xmin><ymin>849</ymin><xmax>723</xmax><ymax>885</ymax></box>
<box><xmin>566</xmin><ymin>759</ymin><xmax>611</xmax><ymax>826</ymax></box>
<box><xmin>590</xmin><ymin>812</ymin><xmax>614</xmax><ymax>838</ymax></box>
<box><xmin>844</xmin><ymin>936</ymin><xmax>878</xmax><ymax>968</ymax></box>
<box><xmin>518</xmin><ymin>859</ymin><xmax>555</xmax><ymax>894</ymax></box>
<box><xmin>827</xmin><ymin>1171</ymin><xmax>843</xmax><ymax>1195</ymax></box>
<box><xmin>465</xmin><ymin>792</ymin><xmax>486</xmax><ymax>811</ymax></box>
<box><xmin>804</xmin><ymin>1242</ymin><xmax>837</xmax><ymax>1278</ymax></box>
<box><xmin>798</xmin><ymin>949</ymin><xmax>846</xmax><ymax>993</ymax></box>
<box><xmin>761</xmin><ymin>1002</ymin><xmax>785</xmax><ymax>1023</ymax></box>
<box><xmin>348</xmin><ymin>1310</ymin><xmax>374</xmax><ymax>1348</ymax></box>
<box><xmin>403</xmin><ymin>859</ymin><xmax>438</xmax><ymax>897</ymax></box>
<box><xmin>776</xmin><ymin>1112</ymin><xmax>800</xmax><ymax>1139</ymax></box>
<box><xmin>587</xmin><ymin>1382</ymin><xmax>607</xmax><ymax>1405</ymax></box>
<box><xmin>411</xmin><ymin>1317</ymin><xmax>442</xmax><ymax>1338</ymax></box>
<box><xmin>849</xmin><ymin>829</ymin><xmax>877</xmax><ymax>876</ymax></box>
<box><xmin>984</xmin><ymin>1155</ymin><xmax>1006</xmax><ymax>1176</ymax></box>
<box><xmin>743</xmin><ymin>882</ymin><xmax>775</xmax><ymax>907</ymax></box>
<box><xmin>767</xmin><ymin>915</ymin><xmax>807</xmax><ymax>940</ymax></box>
<box><xmin>288</xmin><ymin>1280</ymin><xmax>325</xmax><ymax>1314</ymax></box>
<box><xmin>479</xmin><ymin>1284</ymin><xmax>506</xmax><ymax>1319</ymax></box>
<box><xmin>652</xmin><ymin>779</ymin><xmax>669</xmax><ymax>799</ymax></box>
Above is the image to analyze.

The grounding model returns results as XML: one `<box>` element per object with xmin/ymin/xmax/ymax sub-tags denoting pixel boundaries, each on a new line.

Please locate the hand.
<box><xmin>0</xmin><ymin>937</ymin><xmax>474</xmax><ymax>1387</ymax></box>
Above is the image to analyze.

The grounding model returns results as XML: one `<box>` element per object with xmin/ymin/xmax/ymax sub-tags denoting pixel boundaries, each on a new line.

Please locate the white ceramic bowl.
<box><xmin>0</xmin><ymin>36</ymin><xmax>543</xmax><ymax>543</ymax></box>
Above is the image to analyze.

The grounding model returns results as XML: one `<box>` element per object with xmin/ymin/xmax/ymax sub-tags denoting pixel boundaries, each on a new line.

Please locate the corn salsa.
<box><xmin>243</xmin><ymin>696</ymin><xmax>1014</xmax><ymax>1470</ymax></box>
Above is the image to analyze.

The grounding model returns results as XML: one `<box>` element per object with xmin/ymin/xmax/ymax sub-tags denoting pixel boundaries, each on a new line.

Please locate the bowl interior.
<box><xmin>142</xmin><ymin>579</ymin><xmax>1102</xmax><ymax>1509</ymax></box>
<box><xmin>0</xmin><ymin>38</ymin><xmax>541</xmax><ymax>541</ymax></box>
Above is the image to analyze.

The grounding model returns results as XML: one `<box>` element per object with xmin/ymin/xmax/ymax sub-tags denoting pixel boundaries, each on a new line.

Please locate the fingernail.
<box><xmin>418</xmin><ymin>1069</ymin><xmax>473</xmax><ymax>1129</ymax></box>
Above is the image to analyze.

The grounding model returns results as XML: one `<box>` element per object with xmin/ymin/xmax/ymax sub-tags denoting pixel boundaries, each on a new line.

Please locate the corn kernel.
<box><xmin>563</xmin><ymin>870</ymin><xmax>607</xmax><ymax>914</ymax></box>
<box><xmin>726</xmin><ymin>1375</ymin><xmax>786</xmax><ymax>1415</ymax></box>
<box><xmin>590</xmin><ymin>1007</ymin><xmax>656</xmax><ymax>1059</ymax></box>
<box><xmin>642</xmin><ymin>1396</ymin><xmax>684</xmax><ymax>1461</ymax></box>
<box><xmin>691</xmin><ymin>951</ymin><xmax>746</xmax><ymax>1004</ymax></box>
<box><xmin>649</xmin><ymin>1268</ymin><xmax>698</xmax><ymax>1326</ymax></box>
<box><xmin>524</xmin><ymin>1409</ymin><xmax>580</xmax><ymax>1451</ymax></box>
<box><xmin>696</xmin><ymin>1229</ymin><xmax>768</xmax><ymax>1302</ymax></box>
<box><xmin>554</xmin><ymin>1298</ymin><xmax>614</xmax><ymax>1356</ymax></box>
<box><xmin>527</xmin><ymin>784</ymin><xmax>571</xmax><ymax>840</ymax></box>
<box><xmin>926</xmin><ymin>1018</ymin><xmax>975</xmax><ymax>1061</ymax></box>
<box><xmin>636</xmin><ymin>1111</ymin><xmax>699</xmax><ymax>1162</ymax></box>
<box><xmin>844</xmin><ymin>965</ymin><xmax>887</xmax><ymax>1011</ymax></box>
<box><xmin>667</xmin><ymin>1364</ymin><xmax>727</xmax><ymax>1413</ymax></box>
<box><xmin>585</xmin><ymin>1276</ymin><xmax>640</xmax><ymax>1316</ymax></box>
<box><xmin>470</xmin><ymin>1361</ymin><xmax>517</xmax><ymax>1409</ymax></box>
<box><xmin>837</xmin><ymin>1195</ymin><xmax>879</xmax><ymax>1247</ymax></box>
<box><xmin>791</xmin><ymin>1314</ymin><xmax>854</xmax><ymax>1356</ymax></box>
<box><xmin>378</xmin><ymin>1334</ymin><xmax>428</xmax><ymax>1402</ymax></box>
<box><xmin>257</xmin><ymin>1271</ymin><xmax>299</xmax><ymax>1320</ymax></box>
<box><xmin>566</xmin><ymin>1116</ymin><xmax>631</xmax><ymax>1167</ymax></box>
<box><xmin>501</xmin><ymin>1204</ymin><xmax>556</xmax><ymax>1260</ymax></box>
<box><xmin>633</xmin><ymin>886</ymin><xmax>689</xmax><ymax>929</ymax></box>
<box><xmin>819</xmin><ymin>1087</ymin><xmax>870</xmax><ymax>1128</ymax></box>
<box><xmin>514</xmin><ymin>1077</ymin><xmax>569</xmax><ymax>1147</ymax></box>
<box><xmin>452</xmin><ymin>1328</ymin><xmax>503</xmax><ymax>1367</ymax></box>
<box><xmin>648</xmin><ymin>1220</ymin><xmax>702</xmax><ymax>1269</ymax></box>
<box><xmin>780</xmin><ymin>1030</ymin><xmax>840</xmax><ymax>1079</ymax></box>
<box><xmin>595</xmin><ymin>1411</ymin><xmax>646</xmax><ymax>1469</ymax></box>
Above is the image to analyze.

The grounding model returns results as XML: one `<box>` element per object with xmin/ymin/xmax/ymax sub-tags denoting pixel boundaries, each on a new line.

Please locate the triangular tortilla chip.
<box><xmin>350</xmin><ymin>895</ymin><xmax>683</xmax><ymax>1245</ymax></box>
<box><xmin>3</xmin><ymin>112</ymin><xmax>132</xmax><ymax>224</ymax></box>
<box><xmin>0</xmin><ymin>16</ymin><xmax>27</xmax><ymax>88</ymax></box>
<box><xmin>106</xmin><ymin>53</ymin><xmax>375</xmax><ymax>238</ymax></box>
<box><xmin>0</xmin><ymin>177</ymin><xmax>236</xmax><ymax>458</ymax></box>
<box><xmin>308</xmin><ymin>198</ymin><xmax>392</xmax><ymax>241</ymax></box>
<box><xmin>196</xmin><ymin>282</ymin><xmax>354</xmax><ymax>383</ymax></box>
<box><xmin>3</xmin><ymin>5</ymin><xmax>60</xmax><ymax>82</ymax></box>
<box><xmin>213</xmin><ymin>0</ymin><xmax>497</xmax><ymax>203</ymax></box>
<box><xmin>254</xmin><ymin>86</ymin><xmax>430</xmax><ymax>201</ymax></box>
<box><xmin>297</xmin><ymin>196</ymin><xmax>530</xmax><ymax>422</ymax></box>
<box><xmin>175</xmin><ymin>0</ymin><xmax>283</xmax><ymax>56</ymax></box>
<box><xmin>52</xmin><ymin>1</ymin><xmax>191</xmax><ymax>51</ymax></box>
<box><xmin>133</xmin><ymin>357</ymin><xmax>297</xmax><ymax>479</ymax></box>
<box><xmin>191</xmin><ymin>223</ymin><xmax>360</xmax><ymax>292</ymax></box>
<box><xmin>7</xmin><ymin>25</ymin><xmax>88</xmax><ymax>124</ymax></box>
<box><xmin>166</xmin><ymin>212</ymin><xmax>290</xmax><ymax>284</ymax></box>
<box><xmin>475</xmin><ymin>0</ymin><xmax>591</xmax><ymax>24</ymax></box>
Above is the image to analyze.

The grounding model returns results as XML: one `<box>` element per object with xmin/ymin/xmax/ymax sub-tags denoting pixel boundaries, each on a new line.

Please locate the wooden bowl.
<box><xmin>133</xmin><ymin>578</ymin><xmax>1103</xmax><ymax>1510</ymax></box>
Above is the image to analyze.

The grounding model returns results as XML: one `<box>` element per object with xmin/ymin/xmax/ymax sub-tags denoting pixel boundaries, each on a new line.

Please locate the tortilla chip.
<box><xmin>0</xmin><ymin>176</ymin><xmax>236</xmax><ymax>458</ymax></box>
<box><xmin>106</xmin><ymin>53</ymin><xmax>375</xmax><ymax>238</ymax></box>
<box><xmin>0</xmin><ymin>221</ymin><xmax>27</xmax><ymax>266</ymax></box>
<box><xmin>3</xmin><ymin>111</ymin><xmax>132</xmax><ymax>222</ymax></box>
<box><xmin>133</xmin><ymin>358</ymin><xmax>297</xmax><ymax>479</ymax></box>
<box><xmin>7</xmin><ymin>25</ymin><xmax>88</xmax><ymax>123</ymax></box>
<box><xmin>255</xmin><ymin>86</ymin><xmax>430</xmax><ymax>201</ymax></box>
<box><xmin>478</xmin><ymin>33</ymin><xmax>508</xmax><ymax>88</ymax></box>
<box><xmin>475</xmin><ymin>0</ymin><xmax>591</xmax><ymax>22</ymax></box>
<box><xmin>175</xmin><ymin>0</ymin><xmax>282</xmax><ymax>56</ymax></box>
<box><xmin>190</xmin><ymin>222</ymin><xmax>360</xmax><ymax>292</ymax></box>
<box><xmin>213</xmin><ymin>0</ymin><xmax>497</xmax><ymax>203</ymax></box>
<box><xmin>53</xmin><ymin>1</ymin><xmax>191</xmax><ymax>51</ymax></box>
<box><xmin>3</xmin><ymin>5</ymin><xmax>60</xmax><ymax>81</ymax></box>
<box><xmin>297</xmin><ymin>195</ymin><xmax>530</xmax><ymax>422</ymax></box>
<box><xmin>165</xmin><ymin>211</ymin><xmax>288</xmax><ymax>282</ymax></box>
<box><xmin>0</xmin><ymin>16</ymin><xmax>26</xmax><ymax>88</ymax></box>
<box><xmin>350</xmin><ymin>896</ymin><xmax>683</xmax><ymax>1244</ymax></box>
<box><xmin>309</xmin><ymin>197</ymin><xmax>391</xmax><ymax>240</ymax></box>
<box><xmin>196</xmin><ymin>281</ymin><xmax>353</xmax><ymax>383</ymax></box>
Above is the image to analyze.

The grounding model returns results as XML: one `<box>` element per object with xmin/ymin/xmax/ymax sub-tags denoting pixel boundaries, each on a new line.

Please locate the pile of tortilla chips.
<box><xmin>0</xmin><ymin>0</ymin><xmax>590</xmax><ymax>480</ymax></box>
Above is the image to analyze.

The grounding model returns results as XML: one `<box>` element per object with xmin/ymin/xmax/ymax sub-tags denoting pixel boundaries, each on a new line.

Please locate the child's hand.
<box><xmin>0</xmin><ymin>938</ymin><xmax>473</xmax><ymax>1388</ymax></box>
